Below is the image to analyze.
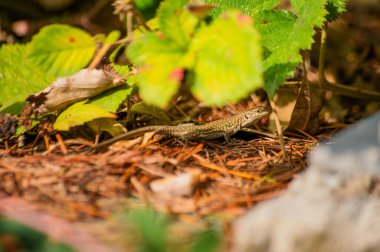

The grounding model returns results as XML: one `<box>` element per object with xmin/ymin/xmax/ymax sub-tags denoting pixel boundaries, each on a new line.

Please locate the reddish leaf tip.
<box><xmin>169</xmin><ymin>68</ymin><xmax>184</xmax><ymax>82</ymax></box>
<box><xmin>237</xmin><ymin>14</ymin><xmax>253</xmax><ymax>25</ymax></box>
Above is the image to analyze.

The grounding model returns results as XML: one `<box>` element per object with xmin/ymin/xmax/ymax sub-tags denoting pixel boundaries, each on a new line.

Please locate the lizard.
<box><xmin>92</xmin><ymin>106</ymin><xmax>271</xmax><ymax>150</ymax></box>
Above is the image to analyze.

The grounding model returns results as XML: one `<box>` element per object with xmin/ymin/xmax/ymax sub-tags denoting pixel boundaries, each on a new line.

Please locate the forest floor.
<box><xmin>0</xmin><ymin>1</ymin><xmax>379</xmax><ymax>251</ymax></box>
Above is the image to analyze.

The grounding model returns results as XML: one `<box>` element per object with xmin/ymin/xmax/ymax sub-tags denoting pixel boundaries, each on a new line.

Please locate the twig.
<box><xmin>55</xmin><ymin>133</ymin><xmax>68</xmax><ymax>155</ymax></box>
<box><xmin>43</xmin><ymin>135</ymin><xmax>51</xmax><ymax>155</ymax></box>
<box><xmin>240</xmin><ymin>128</ymin><xmax>278</xmax><ymax>139</ymax></box>
<box><xmin>269</xmin><ymin>101</ymin><xmax>287</xmax><ymax>159</ymax></box>
<box><xmin>284</xmin><ymin>81</ymin><xmax>380</xmax><ymax>101</ymax></box>
<box><xmin>192</xmin><ymin>153</ymin><xmax>261</xmax><ymax>180</ymax></box>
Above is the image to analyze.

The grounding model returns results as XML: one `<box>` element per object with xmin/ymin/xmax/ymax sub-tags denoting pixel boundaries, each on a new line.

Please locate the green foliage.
<box><xmin>189</xmin><ymin>229</ymin><xmax>221</xmax><ymax>252</ymax></box>
<box><xmin>188</xmin><ymin>11</ymin><xmax>262</xmax><ymax>106</ymax></box>
<box><xmin>127</xmin><ymin>33</ymin><xmax>185</xmax><ymax>107</ymax></box>
<box><xmin>87</xmin><ymin>118</ymin><xmax>126</xmax><ymax>136</ymax></box>
<box><xmin>326</xmin><ymin>0</ymin><xmax>346</xmax><ymax>21</ymax></box>
<box><xmin>134</xmin><ymin>0</ymin><xmax>162</xmax><ymax>19</ymax></box>
<box><xmin>158</xmin><ymin>0</ymin><xmax>198</xmax><ymax>48</ymax></box>
<box><xmin>105</xmin><ymin>30</ymin><xmax>121</xmax><ymax>44</ymax></box>
<box><xmin>54</xmin><ymin>101</ymin><xmax>116</xmax><ymax>131</ymax></box>
<box><xmin>131</xmin><ymin>101</ymin><xmax>172</xmax><ymax>122</ymax></box>
<box><xmin>0</xmin><ymin>44</ymin><xmax>54</xmax><ymax>114</ymax></box>
<box><xmin>28</xmin><ymin>24</ymin><xmax>96</xmax><ymax>77</ymax></box>
<box><xmin>0</xmin><ymin>0</ymin><xmax>348</xmax><ymax>135</ymax></box>
<box><xmin>126</xmin><ymin>209</ymin><xmax>221</xmax><ymax>252</ymax></box>
<box><xmin>127</xmin><ymin>0</ymin><xmax>264</xmax><ymax>108</ymax></box>
<box><xmin>256</xmin><ymin>0</ymin><xmax>329</xmax><ymax>97</ymax></box>
<box><xmin>0</xmin><ymin>217</ymin><xmax>74</xmax><ymax>252</ymax></box>
<box><xmin>89</xmin><ymin>85</ymin><xmax>134</xmax><ymax>112</ymax></box>
<box><xmin>203</xmin><ymin>0</ymin><xmax>280</xmax><ymax>16</ymax></box>
<box><xmin>128</xmin><ymin>209</ymin><xmax>168</xmax><ymax>252</ymax></box>
<box><xmin>109</xmin><ymin>45</ymin><xmax>132</xmax><ymax>76</ymax></box>
<box><xmin>202</xmin><ymin>0</ymin><xmax>336</xmax><ymax>98</ymax></box>
<box><xmin>112</xmin><ymin>62</ymin><xmax>132</xmax><ymax>77</ymax></box>
<box><xmin>127</xmin><ymin>0</ymin><xmax>346</xmax><ymax>105</ymax></box>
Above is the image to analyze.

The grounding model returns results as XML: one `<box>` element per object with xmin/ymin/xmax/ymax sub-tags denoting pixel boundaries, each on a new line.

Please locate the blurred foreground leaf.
<box><xmin>28</xmin><ymin>24</ymin><xmax>96</xmax><ymax>77</ymax></box>
<box><xmin>0</xmin><ymin>217</ymin><xmax>74</xmax><ymax>252</ymax></box>
<box><xmin>188</xmin><ymin>11</ymin><xmax>262</xmax><ymax>106</ymax></box>
<box><xmin>0</xmin><ymin>44</ymin><xmax>54</xmax><ymax>114</ymax></box>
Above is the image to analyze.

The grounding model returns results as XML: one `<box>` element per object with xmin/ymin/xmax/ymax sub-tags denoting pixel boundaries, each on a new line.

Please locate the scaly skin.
<box><xmin>93</xmin><ymin>106</ymin><xmax>271</xmax><ymax>149</ymax></box>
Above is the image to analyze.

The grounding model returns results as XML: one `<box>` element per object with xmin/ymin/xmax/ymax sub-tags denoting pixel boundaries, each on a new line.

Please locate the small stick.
<box><xmin>269</xmin><ymin>101</ymin><xmax>287</xmax><ymax>159</ymax></box>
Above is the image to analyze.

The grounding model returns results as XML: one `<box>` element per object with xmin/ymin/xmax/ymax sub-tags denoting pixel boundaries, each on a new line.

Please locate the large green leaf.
<box><xmin>289</xmin><ymin>0</ymin><xmax>328</xmax><ymax>50</ymax></box>
<box><xmin>158</xmin><ymin>0</ymin><xmax>199</xmax><ymax>48</ymax></box>
<box><xmin>188</xmin><ymin>11</ymin><xmax>262</xmax><ymax>106</ymax></box>
<box><xmin>28</xmin><ymin>24</ymin><xmax>96</xmax><ymax>77</ymax></box>
<box><xmin>0</xmin><ymin>44</ymin><xmax>54</xmax><ymax>114</ymax></box>
<box><xmin>254</xmin><ymin>10</ymin><xmax>297</xmax><ymax>54</ymax></box>
<box><xmin>127</xmin><ymin>33</ymin><xmax>185</xmax><ymax>108</ymax></box>
<box><xmin>254</xmin><ymin>10</ymin><xmax>299</xmax><ymax>96</ymax></box>
<box><xmin>259</xmin><ymin>2</ymin><xmax>327</xmax><ymax>67</ymax></box>
<box><xmin>254</xmin><ymin>0</ymin><xmax>328</xmax><ymax>97</ymax></box>
<box><xmin>54</xmin><ymin>101</ymin><xmax>116</xmax><ymax>131</ymax></box>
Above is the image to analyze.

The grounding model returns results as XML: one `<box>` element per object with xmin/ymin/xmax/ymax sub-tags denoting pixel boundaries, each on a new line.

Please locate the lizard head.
<box><xmin>241</xmin><ymin>106</ymin><xmax>271</xmax><ymax>127</ymax></box>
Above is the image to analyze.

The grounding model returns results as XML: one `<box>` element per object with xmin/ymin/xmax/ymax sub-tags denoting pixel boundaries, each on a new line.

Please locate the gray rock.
<box><xmin>233</xmin><ymin>112</ymin><xmax>380</xmax><ymax>252</ymax></box>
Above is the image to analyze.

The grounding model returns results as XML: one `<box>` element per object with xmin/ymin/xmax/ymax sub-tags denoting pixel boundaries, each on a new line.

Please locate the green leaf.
<box><xmin>54</xmin><ymin>101</ymin><xmax>115</xmax><ymax>131</ymax></box>
<box><xmin>134</xmin><ymin>0</ymin><xmax>161</xmax><ymax>9</ymax></box>
<box><xmin>87</xmin><ymin>118</ymin><xmax>126</xmax><ymax>136</ymax></box>
<box><xmin>158</xmin><ymin>0</ymin><xmax>199</xmax><ymax>48</ymax></box>
<box><xmin>105</xmin><ymin>30</ymin><xmax>121</xmax><ymax>44</ymax></box>
<box><xmin>263</xmin><ymin>63</ymin><xmax>296</xmax><ymax>97</ymax></box>
<box><xmin>188</xmin><ymin>11</ymin><xmax>262</xmax><ymax>106</ymax></box>
<box><xmin>112</xmin><ymin>63</ymin><xmax>131</xmax><ymax>77</ymax></box>
<box><xmin>28</xmin><ymin>24</ymin><xmax>96</xmax><ymax>77</ymax></box>
<box><xmin>0</xmin><ymin>102</ymin><xmax>27</xmax><ymax>115</ymax></box>
<box><xmin>0</xmin><ymin>44</ymin><xmax>54</xmax><ymax>114</ymax></box>
<box><xmin>190</xmin><ymin>229</ymin><xmax>221</xmax><ymax>252</ymax></box>
<box><xmin>131</xmin><ymin>101</ymin><xmax>171</xmax><ymax>122</ymax></box>
<box><xmin>127</xmin><ymin>33</ymin><xmax>185</xmax><ymax>108</ymax></box>
<box><xmin>254</xmin><ymin>0</ymin><xmax>328</xmax><ymax>97</ymax></box>
<box><xmin>109</xmin><ymin>45</ymin><xmax>131</xmax><ymax>76</ymax></box>
<box><xmin>89</xmin><ymin>85</ymin><xmax>134</xmax><ymax>112</ymax></box>
<box><xmin>254</xmin><ymin>10</ymin><xmax>299</xmax><ymax>96</ymax></box>
<box><xmin>326</xmin><ymin>0</ymin><xmax>346</xmax><ymax>21</ymax></box>
<box><xmin>254</xmin><ymin>10</ymin><xmax>297</xmax><ymax>54</ymax></box>
<box><xmin>262</xmin><ymin>1</ymin><xmax>327</xmax><ymax>65</ymax></box>
<box><xmin>127</xmin><ymin>209</ymin><xmax>168</xmax><ymax>252</ymax></box>
<box><xmin>127</xmin><ymin>32</ymin><xmax>183</xmax><ymax>65</ymax></box>
<box><xmin>203</xmin><ymin>0</ymin><xmax>280</xmax><ymax>16</ymax></box>
<box><xmin>289</xmin><ymin>0</ymin><xmax>328</xmax><ymax>47</ymax></box>
<box><xmin>134</xmin><ymin>0</ymin><xmax>162</xmax><ymax>20</ymax></box>
<box><xmin>0</xmin><ymin>217</ymin><xmax>75</xmax><ymax>252</ymax></box>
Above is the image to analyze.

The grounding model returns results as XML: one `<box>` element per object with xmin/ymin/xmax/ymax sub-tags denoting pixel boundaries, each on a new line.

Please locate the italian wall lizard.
<box><xmin>93</xmin><ymin>106</ymin><xmax>271</xmax><ymax>149</ymax></box>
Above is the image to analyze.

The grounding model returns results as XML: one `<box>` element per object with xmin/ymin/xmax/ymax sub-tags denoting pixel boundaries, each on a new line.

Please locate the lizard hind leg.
<box><xmin>223</xmin><ymin>134</ymin><xmax>231</xmax><ymax>142</ymax></box>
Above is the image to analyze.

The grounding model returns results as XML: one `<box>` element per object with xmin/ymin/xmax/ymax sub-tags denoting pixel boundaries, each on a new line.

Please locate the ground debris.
<box><xmin>0</xmin><ymin>134</ymin><xmax>314</xmax><ymax>220</ymax></box>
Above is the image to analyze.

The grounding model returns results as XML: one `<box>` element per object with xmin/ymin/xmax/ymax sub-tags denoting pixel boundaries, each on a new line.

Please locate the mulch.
<box><xmin>0</xmin><ymin>132</ymin><xmax>317</xmax><ymax>220</ymax></box>
<box><xmin>0</xmin><ymin>131</ymin><xmax>321</xmax><ymax>249</ymax></box>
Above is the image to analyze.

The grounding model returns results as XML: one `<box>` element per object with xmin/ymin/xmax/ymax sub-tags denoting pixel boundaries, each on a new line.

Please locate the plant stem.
<box><xmin>318</xmin><ymin>24</ymin><xmax>327</xmax><ymax>89</ymax></box>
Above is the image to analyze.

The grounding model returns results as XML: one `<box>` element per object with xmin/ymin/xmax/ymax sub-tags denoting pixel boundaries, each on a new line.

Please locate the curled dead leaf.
<box><xmin>25</xmin><ymin>67</ymin><xmax>123</xmax><ymax>115</ymax></box>
<box><xmin>270</xmin><ymin>82</ymin><xmax>322</xmax><ymax>134</ymax></box>
<box><xmin>150</xmin><ymin>169</ymin><xmax>201</xmax><ymax>197</ymax></box>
